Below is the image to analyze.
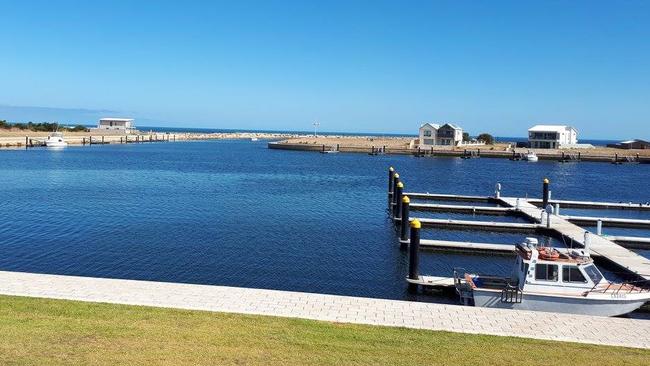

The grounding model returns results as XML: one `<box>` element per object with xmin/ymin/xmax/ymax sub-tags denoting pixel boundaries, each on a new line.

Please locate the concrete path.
<box><xmin>0</xmin><ymin>271</ymin><xmax>648</xmax><ymax>349</ymax></box>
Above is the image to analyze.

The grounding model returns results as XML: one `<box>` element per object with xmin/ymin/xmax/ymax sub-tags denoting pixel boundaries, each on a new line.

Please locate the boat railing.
<box><xmin>500</xmin><ymin>284</ymin><xmax>523</xmax><ymax>304</ymax></box>
<box><xmin>589</xmin><ymin>279</ymin><xmax>650</xmax><ymax>295</ymax></box>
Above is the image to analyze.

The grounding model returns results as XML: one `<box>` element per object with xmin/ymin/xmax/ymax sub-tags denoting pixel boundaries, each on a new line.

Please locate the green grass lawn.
<box><xmin>0</xmin><ymin>295</ymin><xmax>648</xmax><ymax>365</ymax></box>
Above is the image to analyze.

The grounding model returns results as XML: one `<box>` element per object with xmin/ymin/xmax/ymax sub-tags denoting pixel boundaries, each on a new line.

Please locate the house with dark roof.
<box><xmin>606</xmin><ymin>139</ymin><xmax>650</xmax><ymax>149</ymax></box>
<box><xmin>418</xmin><ymin>122</ymin><xmax>463</xmax><ymax>147</ymax></box>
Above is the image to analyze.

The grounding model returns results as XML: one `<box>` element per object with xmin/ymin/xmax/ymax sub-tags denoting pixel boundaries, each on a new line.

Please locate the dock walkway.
<box><xmin>528</xmin><ymin>198</ymin><xmax>650</xmax><ymax>211</ymax></box>
<box><xmin>415</xmin><ymin>217</ymin><xmax>538</xmax><ymax>232</ymax></box>
<box><xmin>0</xmin><ymin>270</ymin><xmax>648</xmax><ymax>349</ymax></box>
<box><xmin>499</xmin><ymin>197</ymin><xmax>650</xmax><ymax>280</ymax></box>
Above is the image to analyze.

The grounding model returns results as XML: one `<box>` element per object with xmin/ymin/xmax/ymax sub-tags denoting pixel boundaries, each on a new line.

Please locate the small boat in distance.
<box><xmin>45</xmin><ymin>131</ymin><xmax>68</xmax><ymax>149</ymax></box>
<box><xmin>453</xmin><ymin>238</ymin><xmax>650</xmax><ymax>317</ymax></box>
<box><xmin>250</xmin><ymin>137</ymin><xmax>259</xmax><ymax>142</ymax></box>
<box><xmin>523</xmin><ymin>151</ymin><xmax>538</xmax><ymax>162</ymax></box>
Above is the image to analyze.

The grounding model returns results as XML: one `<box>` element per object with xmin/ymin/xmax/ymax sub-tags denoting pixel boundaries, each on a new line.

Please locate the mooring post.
<box><xmin>388</xmin><ymin>167</ymin><xmax>395</xmax><ymax>210</ymax></box>
<box><xmin>400</xmin><ymin>196</ymin><xmax>410</xmax><ymax>246</ymax></box>
<box><xmin>102</xmin><ymin>136</ymin><xmax>105</xmax><ymax>144</ymax></box>
<box><xmin>82</xmin><ymin>137</ymin><xmax>86</xmax><ymax>145</ymax></box>
<box><xmin>391</xmin><ymin>173</ymin><xmax>400</xmax><ymax>215</ymax></box>
<box><xmin>408</xmin><ymin>219</ymin><xmax>421</xmax><ymax>293</ymax></box>
<box><xmin>89</xmin><ymin>136</ymin><xmax>93</xmax><ymax>145</ymax></box>
<box><xmin>554</xmin><ymin>203</ymin><xmax>560</xmax><ymax>215</ymax></box>
<box><xmin>596</xmin><ymin>220</ymin><xmax>603</xmax><ymax>235</ymax></box>
<box><xmin>584</xmin><ymin>231</ymin><xmax>591</xmax><ymax>254</ymax></box>
<box><xmin>542</xmin><ymin>178</ymin><xmax>550</xmax><ymax>207</ymax></box>
<box><xmin>25</xmin><ymin>136</ymin><xmax>28</xmax><ymax>149</ymax></box>
<box><xmin>393</xmin><ymin>182</ymin><xmax>404</xmax><ymax>220</ymax></box>
<box><xmin>494</xmin><ymin>183</ymin><xmax>501</xmax><ymax>199</ymax></box>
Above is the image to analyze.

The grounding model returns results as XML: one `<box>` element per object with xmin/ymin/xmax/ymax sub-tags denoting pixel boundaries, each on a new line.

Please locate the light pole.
<box><xmin>313</xmin><ymin>121</ymin><xmax>320</xmax><ymax>137</ymax></box>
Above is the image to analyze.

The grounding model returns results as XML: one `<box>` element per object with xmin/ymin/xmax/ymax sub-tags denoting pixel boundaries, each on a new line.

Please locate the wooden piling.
<box><xmin>400</xmin><ymin>196</ymin><xmax>411</xmax><ymax>247</ymax></box>
<box><xmin>542</xmin><ymin>178</ymin><xmax>550</xmax><ymax>208</ymax></box>
<box><xmin>408</xmin><ymin>219</ymin><xmax>421</xmax><ymax>293</ymax></box>
<box><xmin>391</xmin><ymin>173</ymin><xmax>400</xmax><ymax>217</ymax></box>
<box><xmin>388</xmin><ymin>167</ymin><xmax>395</xmax><ymax>210</ymax></box>
<box><xmin>393</xmin><ymin>182</ymin><xmax>404</xmax><ymax>220</ymax></box>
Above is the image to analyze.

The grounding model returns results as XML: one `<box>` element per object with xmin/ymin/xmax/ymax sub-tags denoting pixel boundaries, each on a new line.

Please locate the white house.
<box><xmin>418</xmin><ymin>123</ymin><xmax>464</xmax><ymax>147</ymax></box>
<box><xmin>528</xmin><ymin>125</ymin><xmax>578</xmax><ymax>149</ymax></box>
<box><xmin>92</xmin><ymin>118</ymin><xmax>136</xmax><ymax>134</ymax></box>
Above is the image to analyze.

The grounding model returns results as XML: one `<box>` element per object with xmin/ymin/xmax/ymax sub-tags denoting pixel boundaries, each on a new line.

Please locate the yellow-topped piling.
<box><xmin>400</xmin><ymin>196</ymin><xmax>411</xmax><ymax>244</ymax></box>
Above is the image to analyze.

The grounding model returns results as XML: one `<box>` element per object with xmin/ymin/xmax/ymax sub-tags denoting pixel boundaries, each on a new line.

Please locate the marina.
<box><xmin>4</xmin><ymin>1</ymin><xmax>650</xmax><ymax>360</ymax></box>
<box><xmin>1</xmin><ymin>140</ymin><xmax>649</xmax><ymax>311</ymax></box>
<box><xmin>387</xmin><ymin>167</ymin><xmax>650</xmax><ymax>303</ymax></box>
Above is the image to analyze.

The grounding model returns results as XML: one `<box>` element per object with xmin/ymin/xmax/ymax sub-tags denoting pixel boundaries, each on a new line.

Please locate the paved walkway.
<box><xmin>0</xmin><ymin>271</ymin><xmax>648</xmax><ymax>349</ymax></box>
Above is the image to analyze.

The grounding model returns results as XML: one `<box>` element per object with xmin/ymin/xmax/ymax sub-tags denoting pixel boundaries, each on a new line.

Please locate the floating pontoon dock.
<box><xmin>386</xmin><ymin>167</ymin><xmax>650</xmax><ymax>284</ymax></box>
<box><xmin>527</xmin><ymin>198</ymin><xmax>650</xmax><ymax>211</ymax></box>
<box><xmin>561</xmin><ymin>215</ymin><xmax>650</xmax><ymax>229</ymax></box>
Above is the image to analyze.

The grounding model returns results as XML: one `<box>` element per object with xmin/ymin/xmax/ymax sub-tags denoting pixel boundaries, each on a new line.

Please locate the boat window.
<box><xmin>534</xmin><ymin>264</ymin><xmax>558</xmax><ymax>281</ymax></box>
<box><xmin>562</xmin><ymin>266</ymin><xmax>587</xmax><ymax>283</ymax></box>
<box><xmin>583</xmin><ymin>265</ymin><xmax>603</xmax><ymax>284</ymax></box>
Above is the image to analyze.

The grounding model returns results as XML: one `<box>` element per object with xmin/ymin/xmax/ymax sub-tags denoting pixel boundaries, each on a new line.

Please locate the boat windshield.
<box><xmin>582</xmin><ymin>264</ymin><xmax>603</xmax><ymax>284</ymax></box>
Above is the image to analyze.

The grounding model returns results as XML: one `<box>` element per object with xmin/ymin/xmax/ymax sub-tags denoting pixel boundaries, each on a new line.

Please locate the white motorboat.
<box><xmin>453</xmin><ymin>238</ymin><xmax>650</xmax><ymax>317</ymax></box>
<box><xmin>250</xmin><ymin>137</ymin><xmax>259</xmax><ymax>142</ymax></box>
<box><xmin>523</xmin><ymin>151</ymin><xmax>538</xmax><ymax>162</ymax></box>
<box><xmin>45</xmin><ymin>132</ymin><xmax>68</xmax><ymax>149</ymax></box>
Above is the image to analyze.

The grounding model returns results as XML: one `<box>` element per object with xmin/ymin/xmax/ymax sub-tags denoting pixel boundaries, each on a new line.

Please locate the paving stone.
<box><xmin>0</xmin><ymin>270</ymin><xmax>648</xmax><ymax>349</ymax></box>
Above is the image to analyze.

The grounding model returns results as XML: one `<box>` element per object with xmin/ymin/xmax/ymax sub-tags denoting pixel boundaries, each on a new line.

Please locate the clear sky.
<box><xmin>1</xmin><ymin>0</ymin><xmax>648</xmax><ymax>139</ymax></box>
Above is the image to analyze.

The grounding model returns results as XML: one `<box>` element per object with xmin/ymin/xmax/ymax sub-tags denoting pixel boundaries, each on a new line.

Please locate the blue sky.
<box><xmin>0</xmin><ymin>1</ymin><xmax>648</xmax><ymax>138</ymax></box>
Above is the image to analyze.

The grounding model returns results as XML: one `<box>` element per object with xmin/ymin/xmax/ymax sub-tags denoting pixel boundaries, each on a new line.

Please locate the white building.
<box><xmin>92</xmin><ymin>118</ymin><xmax>136</xmax><ymax>134</ymax></box>
<box><xmin>528</xmin><ymin>125</ymin><xmax>578</xmax><ymax>149</ymax></box>
<box><xmin>418</xmin><ymin>123</ymin><xmax>464</xmax><ymax>147</ymax></box>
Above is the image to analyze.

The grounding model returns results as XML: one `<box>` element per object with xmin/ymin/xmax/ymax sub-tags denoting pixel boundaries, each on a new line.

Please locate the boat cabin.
<box><xmin>512</xmin><ymin>238</ymin><xmax>605</xmax><ymax>293</ymax></box>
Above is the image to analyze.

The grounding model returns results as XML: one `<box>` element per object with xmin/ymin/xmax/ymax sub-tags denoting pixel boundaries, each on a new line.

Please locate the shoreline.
<box><xmin>2</xmin><ymin>130</ymin><xmax>649</xmax><ymax>164</ymax></box>
<box><xmin>0</xmin><ymin>130</ymin><xmax>307</xmax><ymax>149</ymax></box>
<box><xmin>269</xmin><ymin>137</ymin><xmax>650</xmax><ymax>163</ymax></box>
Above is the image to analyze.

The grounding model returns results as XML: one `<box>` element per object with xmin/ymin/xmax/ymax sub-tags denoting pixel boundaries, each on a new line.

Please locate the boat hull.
<box><xmin>46</xmin><ymin>142</ymin><xmax>68</xmax><ymax>149</ymax></box>
<box><xmin>472</xmin><ymin>289</ymin><xmax>647</xmax><ymax>317</ymax></box>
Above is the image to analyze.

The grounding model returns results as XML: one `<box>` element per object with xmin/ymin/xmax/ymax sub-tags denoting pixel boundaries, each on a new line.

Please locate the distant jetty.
<box><xmin>0</xmin><ymin>130</ymin><xmax>306</xmax><ymax>149</ymax></box>
<box><xmin>269</xmin><ymin>136</ymin><xmax>650</xmax><ymax>164</ymax></box>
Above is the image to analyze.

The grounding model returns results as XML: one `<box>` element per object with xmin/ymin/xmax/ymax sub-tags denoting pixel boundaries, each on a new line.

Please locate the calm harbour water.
<box><xmin>0</xmin><ymin>140</ymin><xmax>649</xmax><ymax>305</ymax></box>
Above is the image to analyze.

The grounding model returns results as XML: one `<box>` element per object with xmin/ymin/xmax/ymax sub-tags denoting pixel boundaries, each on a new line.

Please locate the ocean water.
<box><xmin>0</xmin><ymin>140</ymin><xmax>648</xmax><ymax>304</ymax></box>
